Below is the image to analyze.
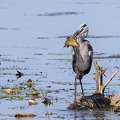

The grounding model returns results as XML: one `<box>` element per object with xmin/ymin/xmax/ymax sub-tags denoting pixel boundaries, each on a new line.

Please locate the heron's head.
<box><xmin>64</xmin><ymin>37</ymin><xmax>80</xmax><ymax>48</ymax></box>
<box><xmin>73</xmin><ymin>24</ymin><xmax>89</xmax><ymax>39</ymax></box>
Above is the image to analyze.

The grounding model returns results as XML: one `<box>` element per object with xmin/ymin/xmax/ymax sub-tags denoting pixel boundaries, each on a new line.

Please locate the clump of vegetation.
<box><xmin>26</xmin><ymin>79</ymin><xmax>34</xmax><ymax>88</ymax></box>
<box><xmin>5</xmin><ymin>88</ymin><xmax>15</xmax><ymax>95</ymax></box>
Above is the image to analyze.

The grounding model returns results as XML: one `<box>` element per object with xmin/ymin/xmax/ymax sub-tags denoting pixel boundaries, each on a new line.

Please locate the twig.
<box><xmin>111</xmin><ymin>93</ymin><xmax>120</xmax><ymax>105</ymax></box>
<box><xmin>103</xmin><ymin>70</ymin><xmax>119</xmax><ymax>89</ymax></box>
<box><xmin>102</xmin><ymin>67</ymin><xmax>108</xmax><ymax>74</ymax></box>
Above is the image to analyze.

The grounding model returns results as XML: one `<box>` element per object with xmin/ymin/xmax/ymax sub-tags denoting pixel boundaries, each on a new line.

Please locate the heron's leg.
<box><xmin>74</xmin><ymin>75</ymin><xmax>77</xmax><ymax>106</ymax></box>
<box><xmin>79</xmin><ymin>79</ymin><xmax>84</xmax><ymax>97</ymax></box>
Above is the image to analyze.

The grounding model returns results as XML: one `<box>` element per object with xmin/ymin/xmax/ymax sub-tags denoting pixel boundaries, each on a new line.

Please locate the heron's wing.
<box><xmin>85</xmin><ymin>41</ymin><xmax>93</xmax><ymax>74</ymax></box>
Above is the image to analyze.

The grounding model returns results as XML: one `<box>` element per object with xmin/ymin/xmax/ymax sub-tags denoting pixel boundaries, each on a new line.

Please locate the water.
<box><xmin>0</xmin><ymin>0</ymin><xmax>120</xmax><ymax>119</ymax></box>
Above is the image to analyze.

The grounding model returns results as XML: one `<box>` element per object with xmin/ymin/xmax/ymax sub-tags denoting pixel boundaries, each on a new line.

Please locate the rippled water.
<box><xmin>0</xmin><ymin>0</ymin><xmax>120</xmax><ymax>119</ymax></box>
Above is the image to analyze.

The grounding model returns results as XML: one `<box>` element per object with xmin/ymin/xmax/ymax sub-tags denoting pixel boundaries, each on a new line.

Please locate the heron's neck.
<box><xmin>77</xmin><ymin>37</ymin><xmax>84</xmax><ymax>44</ymax></box>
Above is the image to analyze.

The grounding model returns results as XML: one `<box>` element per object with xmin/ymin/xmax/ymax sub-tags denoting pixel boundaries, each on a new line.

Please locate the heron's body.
<box><xmin>72</xmin><ymin>38</ymin><xmax>93</xmax><ymax>80</ymax></box>
<box><xmin>64</xmin><ymin>23</ymin><xmax>93</xmax><ymax>101</ymax></box>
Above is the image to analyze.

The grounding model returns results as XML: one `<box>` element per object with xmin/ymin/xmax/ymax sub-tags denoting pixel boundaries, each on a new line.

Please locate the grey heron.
<box><xmin>64</xmin><ymin>24</ymin><xmax>93</xmax><ymax>102</ymax></box>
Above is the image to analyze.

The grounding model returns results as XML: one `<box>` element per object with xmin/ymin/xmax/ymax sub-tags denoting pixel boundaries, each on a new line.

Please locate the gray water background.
<box><xmin>0</xmin><ymin>0</ymin><xmax>120</xmax><ymax>119</ymax></box>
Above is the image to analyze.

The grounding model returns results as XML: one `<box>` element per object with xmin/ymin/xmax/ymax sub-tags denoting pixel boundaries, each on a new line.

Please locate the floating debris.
<box><xmin>26</xmin><ymin>87</ymin><xmax>39</xmax><ymax>98</ymax></box>
<box><xmin>42</xmin><ymin>97</ymin><xmax>52</xmax><ymax>105</ymax></box>
<box><xmin>15</xmin><ymin>112</ymin><xmax>36</xmax><ymax>117</ymax></box>
<box><xmin>5</xmin><ymin>88</ymin><xmax>15</xmax><ymax>95</ymax></box>
<box><xmin>31</xmin><ymin>87</ymin><xmax>39</xmax><ymax>95</ymax></box>
<box><xmin>16</xmin><ymin>71</ymin><xmax>24</xmax><ymax>79</ymax></box>
<box><xmin>28</xmin><ymin>99</ymin><xmax>38</xmax><ymax>106</ymax></box>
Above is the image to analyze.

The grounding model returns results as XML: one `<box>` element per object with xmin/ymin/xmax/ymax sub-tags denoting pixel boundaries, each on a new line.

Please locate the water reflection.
<box><xmin>73</xmin><ymin>109</ymin><xmax>112</xmax><ymax>120</ymax></box>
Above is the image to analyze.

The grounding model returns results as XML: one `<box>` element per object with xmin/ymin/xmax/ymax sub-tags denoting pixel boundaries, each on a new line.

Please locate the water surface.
<box><xmin>0</xmin><ymin>0</ymin><xmax>120</xmax><ymax>119</ymax></box>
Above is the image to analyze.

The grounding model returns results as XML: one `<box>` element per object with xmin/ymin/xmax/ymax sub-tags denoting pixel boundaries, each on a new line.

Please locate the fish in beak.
<box><xmin>64</xmin><ymin>37</ymin><xmax>80</xmax><ymax>48</ymax></box>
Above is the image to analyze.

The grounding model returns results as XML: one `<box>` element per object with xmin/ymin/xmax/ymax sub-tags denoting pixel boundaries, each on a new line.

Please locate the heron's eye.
<box><xmin>83</xmin><ymin>24</ymin><xmax>87</xmax><ymax>27</ymax></box>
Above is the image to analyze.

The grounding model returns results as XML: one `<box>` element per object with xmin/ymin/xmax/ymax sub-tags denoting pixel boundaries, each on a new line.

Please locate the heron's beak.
<box><xmin>79</xmin><ymin>27</ymin><xmax>84</xmax><ymax>33</ymax></box>
<box><xmin>64</xmin><ymin>37</ymin><xmax>80</xmax><ymax>48</ymax></box>
<box><xmin>73</xmin><ymin>28</ymin><xmax>84</xmax><ymax>39</ymax></box>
